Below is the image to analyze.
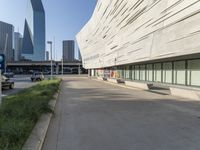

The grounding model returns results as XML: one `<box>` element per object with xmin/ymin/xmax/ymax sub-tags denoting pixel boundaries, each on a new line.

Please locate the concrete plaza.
<box><xmin>42</xmin><ymin>76</ymin><xmax>200</xmax><ymax>150</ymax></box>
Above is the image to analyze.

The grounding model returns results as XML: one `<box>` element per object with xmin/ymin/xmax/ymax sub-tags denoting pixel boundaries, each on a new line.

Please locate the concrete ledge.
<box><xmin>97</xmin><ymin>77</ymin><xmax>107</xmax><ymax>81</ymax></box>
<box><xmin>170</xmin><ymin>87</ymin><xmax>200</xmax><ymax>100</ymax></box>
<box><xmin>125</xmin><ymin>81</ymin><xmax>153</xmax><ymax>90</ymax></box>
<box><xmin>107</xmin><ymin>78</ymin><xmax>118</xmax><ymax>83</ymax></box>
<box><xmin>97</xmin><ymin>77</ymin><xmax>103</xmax><ymax>80</ymax></box>
<box><xmin>22</xmin><ymin>84</ymin><xmax>61</xmax><ymax>150</ymax></box>
<box><xmin>117</xmin><ymin>78</ymin><xmax>125</xmax><ymax>83</ymax></box>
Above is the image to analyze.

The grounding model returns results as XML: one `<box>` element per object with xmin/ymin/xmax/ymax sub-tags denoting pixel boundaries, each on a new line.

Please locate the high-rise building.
<box><xmin>22</xmin><ymin>0</ymin><xmax>45</xmax><ymax>61</ymax></box>
<box><xmin>63</xmin><ymin>40</ymin><xmax>75</xmax><ymax>61</ymax></box>
<box><xmin>14</xmin><ymin>32</ymin><xmax>23</xmax><ymax>61</ymax></box>
<box><xmin>46</xmin><ymin>51</ymin><xmax>49</xmax><ymax>61</ymax></box>
<box><xmin>78</xmin><ymin>48</ymin><xmax>82</xmax><ymax>61</ymax></box>
<box><xmin>77</xmin><ymin>0</ymin><xmax>200</xmax><ymax>87</ymax></box>
<box><xmin>0</xmin><ymin>21</ymin><xmax>14</xmax><ymax>62</ymax></box>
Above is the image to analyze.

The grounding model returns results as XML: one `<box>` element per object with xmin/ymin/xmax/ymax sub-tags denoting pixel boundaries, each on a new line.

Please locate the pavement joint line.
<box><xmin>22</xmin><ymin>81</ymin><xmax>62</xmax><ymax>150</ymax></box>
<box><xmin>93</xmin><ymin>78</ymin><xmax>142</xmax><ymax>91</ymax></box>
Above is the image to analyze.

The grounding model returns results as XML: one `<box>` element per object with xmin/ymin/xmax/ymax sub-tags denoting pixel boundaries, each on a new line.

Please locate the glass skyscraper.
<box><xmin>22</xmin><ymin>0</ymin><xmax>45</xmax><ymax>61</ymax></box>
<box><xmin>14</xmin><ymin>32</ymin><xmax>23</xmax><ymax>61</ymax></box>
<box><xmin>0</xmin><ymin>21</ymin><xmax>14</xmax><ymax>62</ymax></box>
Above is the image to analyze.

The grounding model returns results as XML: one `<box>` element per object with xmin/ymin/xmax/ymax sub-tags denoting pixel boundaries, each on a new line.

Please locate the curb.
<box><xmin>22</xmin><ymin>82</ymin><xmax>62</xmax><ymax>150</ymax></box>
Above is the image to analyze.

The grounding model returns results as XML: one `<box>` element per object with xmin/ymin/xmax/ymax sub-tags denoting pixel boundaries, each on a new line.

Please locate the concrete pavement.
<box><xmin>42</xmin><ymin>76</ymin><xmax>200</xmax><ymax>150</ymax></box>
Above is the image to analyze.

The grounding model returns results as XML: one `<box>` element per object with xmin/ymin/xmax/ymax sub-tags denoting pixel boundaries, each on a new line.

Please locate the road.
<box><xmin>43</xmin><ymin>76</ymin><xmax>200</xmax><ymax>150</ymax></box>
<box><xmin>2</xmin><ymin>75</ymin><xmax>37</xmax><ymax>97</ymax></box>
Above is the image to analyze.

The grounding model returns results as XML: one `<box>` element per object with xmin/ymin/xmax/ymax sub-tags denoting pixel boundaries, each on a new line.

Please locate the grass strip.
<box><xmin>0</xmin><ymin>78</ymin><xmax>61</xmax><ymax>150</ymax></box>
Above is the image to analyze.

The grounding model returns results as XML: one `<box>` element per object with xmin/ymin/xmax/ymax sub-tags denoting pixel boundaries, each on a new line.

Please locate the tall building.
<box><xmin>14</xmin><ymin>32</ymin><xmax>23</xmax><ymax>61</ymax></box>
<box><xmin>77</xmin><ymin>0</ymin><xmax>200</xmax><ymax>87</ymax></box>
<box><xmin>78</xmin><ymin>48</ymin><xmax>82</xmax><ymax>61</ymax></box>
<box><xmin>0</xmin><ymin>21</ymin><xmax>14</xmax><ymax>62</ymax></box>
<box><xmin>46</xmin><ymin>51</ymin><xmax>49</xmax><ymax>61</ymax></box>
<box><xmin>63</xmin><ymin>40</ymin><xmax>75</xmax><ymax>61</ymax></box>
<box><xmin>22</xmin><ymin>0</ymin><xmax>45</xmax><ymax>61</ymax></box>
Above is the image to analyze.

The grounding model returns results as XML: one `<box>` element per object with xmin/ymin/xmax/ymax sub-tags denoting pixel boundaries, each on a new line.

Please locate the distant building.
<box><xmin>46</xmin><ymin>51</ymin><xmax>49</xmax><ymax>61</ymax></box>
<box><xmin>14</xmin><ymin>32</ymin><xmax>23</xmax><ymax>61</ymax></box>
<box><xmin>63</xmin><ymin>40</ymin><xmax>75</xmax><ymax>61</ymax></box>
<box><xmin>0</xmin><ymin>21</ymin><xmax>14</xmax><ymax>62</ymax></box>
<box><xmin>78</xmin><ymin>48</ymin><xmax>82</xmax><ymax>61</ymax></box>
<box><xmin>21</xmin><ymin>0</ymin><xmax>46</xmax><ymax>61</ymax></box>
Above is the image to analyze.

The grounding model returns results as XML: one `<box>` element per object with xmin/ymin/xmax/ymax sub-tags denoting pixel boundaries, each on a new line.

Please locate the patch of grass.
<box><xmin>0</xmin><ymin>78</ymin><xmax>61</xmax><ymax>150</ymax></box>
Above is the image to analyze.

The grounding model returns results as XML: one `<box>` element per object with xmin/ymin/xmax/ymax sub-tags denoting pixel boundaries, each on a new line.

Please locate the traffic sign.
<box><xmin>0</xmin><ymin>54</ymin><xmax>5</xmax><ymax>72</ymax></box>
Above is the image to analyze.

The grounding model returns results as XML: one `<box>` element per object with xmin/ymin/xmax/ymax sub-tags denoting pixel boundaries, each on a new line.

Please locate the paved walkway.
<box><xmin>42</xmin><ymin>76</ymin><xmax>200</xmax><ymax>150</ymax></box>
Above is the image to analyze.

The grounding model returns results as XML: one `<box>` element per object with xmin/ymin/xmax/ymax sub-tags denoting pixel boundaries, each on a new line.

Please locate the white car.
<box><xmin>31</xmin><ymin>72</ymin><xmax>45</xmax><ymax>82</ymax></box>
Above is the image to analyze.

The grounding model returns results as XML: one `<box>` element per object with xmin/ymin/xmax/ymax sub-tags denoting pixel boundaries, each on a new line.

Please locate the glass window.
<box><xmin>140</xmin><ymin>65</ymin><xmax>146</xmax><ymax>81</ymax></box>
<box><xmin>132</xmin><ymin>66</ymin><xmax>135</xmax><ymax>80</ymax></box>
<box><xmin>174</xmin><ymin>61</ymin><xmax>186</xmax><ymax>85</ymax></box>
<box><xmin>154</xmin><ymin>63</ymin><xmax>162</xmax><ymax>82</ymax></box>
<box><xmin>135</xmin><ymin>65</ymin><xmax>140</xmax><ymax>80</ymax></box>
<box><xmin>146</xmin><ymin>64</ymin><xmax>153</xmax><ymax>82</ymax></box>
<box><xmin>163</xmin><ymin>62</ymin><xmax>172</xmax><ymax>84</ymax></box>
<box><xmin>125</xmin><ymin>65</ymin><xmax>130</xmax><ymax>79</ymax></box>
<box><xmin>187</xmin><ymin>59</ymin><xmax>200</xmax><ymax>86</ymax></box>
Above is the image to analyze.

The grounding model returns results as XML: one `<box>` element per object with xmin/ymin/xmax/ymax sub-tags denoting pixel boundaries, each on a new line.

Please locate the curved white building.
<box><xmin>77</xmin><ymin>0</ymin><xmax>200</xmax><ymax>87</ymax></box>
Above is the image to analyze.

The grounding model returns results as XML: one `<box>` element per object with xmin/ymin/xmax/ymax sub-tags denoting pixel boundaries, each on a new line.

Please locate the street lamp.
<box><xmin>4</xmin><ymin>33</ymin><xmax>8</xmax><ymax>73</ymax></box>
<box><xmin>61</xmin><ymin>57</ymin><xmax>64</xmax><ymax>75</ymax></box>
<box><xmin>47</xmin><ymin>41</ymin><xmax>53</xmax><ymax>79</ymax></box>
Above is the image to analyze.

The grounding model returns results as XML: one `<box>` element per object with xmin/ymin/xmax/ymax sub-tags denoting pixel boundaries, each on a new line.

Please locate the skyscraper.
<box><xmin>22</xmin><ymin>0</ymin><xmax>46</xmax><ymax>61</ymax></box>
<box><xmin>46</xmin><ymin>51</ymin><xmax>49</xmax><ymax>61</ymax></box>
<box><xmin>63</xmin><ymin>40</ymin><xmax>75</xmax><ymax>61</ymax></box>
<box><xmin>0</xmin><ymin>21</ymin><xmax>14</xmax><ymax>62</ymax></box>
<box><xmin>78</xmin><ymin>48</ymin><xmax>82</xmax><ymax>61</ymax></box>
<box><xmin>14</xmin><ymin>32</ymin><xmax>23</xmax><ymax>61</ymax></box>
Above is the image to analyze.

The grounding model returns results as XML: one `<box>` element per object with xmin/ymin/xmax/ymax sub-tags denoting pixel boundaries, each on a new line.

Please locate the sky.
<box><xmin>0</xmin><ymin>0</ymin><xmax>97</xmax><ymax>60</ymax></box>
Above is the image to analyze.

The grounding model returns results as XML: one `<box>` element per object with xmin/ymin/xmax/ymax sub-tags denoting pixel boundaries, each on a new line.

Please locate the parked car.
<box><xmin>43</xmin><ymin>70</ymin><xmax>51</xmax><ymax>75</ymax></box>
<box><xmin>1</xmin><ymin>75</ymin><xmax>14</xmax><ymax>89</ymax></box>
<box><xmin>3</xmin><ymin>72</ymin><xmax>14</xmax><ymax>78</ymax></box>
<box><xmin>31</xmin><ymin>72</ymin><xmax>45</xmax><ymax>82</ymax></box>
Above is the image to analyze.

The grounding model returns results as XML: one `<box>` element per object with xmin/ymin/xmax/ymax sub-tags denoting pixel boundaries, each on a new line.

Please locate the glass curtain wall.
<box><xmin>97</xmin><ymin>58</ymin><xmax>200</xmax><ymax>87</ymax></box>
<box><xmin>187</xmin><ymin>59</ymin><xmax>200</xmax><ymax>86</ymax></box>
<box><xmin>135</xmin><ymin>65</ymin><xmax>140</xmax><ymax>80</ymax></box>
<box><xmin>154</xmin><ymin>63</ymin><xmax>162</xmax><ymax>82</ymax></box>
<box><xmin>174</xmin><ymin>61</ymin><xmax>186</xmax><ymax>85</ymax></box>
<box><xmin>146</xmin><ymin>64</ymin><xmax>153</xmax><ymax>82</ymax></box>
<box><xmin>140</xmin><ymin>65</ymin><xmax>146</xmax><ymax>81</ymax></box>
<box><xmin>163</xmin><ymin>62</ymin><xmax>172</xmax><ymax>84</ymax></box>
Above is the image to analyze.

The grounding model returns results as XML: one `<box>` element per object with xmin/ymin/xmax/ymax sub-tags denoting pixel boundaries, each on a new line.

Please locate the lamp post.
<box><xmin>4</xmin><ymin>33</ymin><xmax>8</xmax><ymax>73</ymax></box>
<box><xmin>47</xmin><ymin>41</ymin><xmax>53</xmax><ymax>79</ymax></box>
<box><xmin>61</xmin><ymin>57</ymin><xmax>64</xmax><ymax>75</ymax></box>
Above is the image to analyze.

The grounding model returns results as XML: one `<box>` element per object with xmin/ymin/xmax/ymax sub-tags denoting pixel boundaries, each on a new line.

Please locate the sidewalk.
<box><xmin>42</xmin><ymin>76</ymin><xmax>200</xmax><ymax>150</ymax></box>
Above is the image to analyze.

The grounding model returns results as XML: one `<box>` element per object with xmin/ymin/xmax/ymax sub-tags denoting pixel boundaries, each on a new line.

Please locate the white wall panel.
<box><xmin>76</xmin><ymin>0</ymin><xmax>200</xmax><ymax>69</ymax></box>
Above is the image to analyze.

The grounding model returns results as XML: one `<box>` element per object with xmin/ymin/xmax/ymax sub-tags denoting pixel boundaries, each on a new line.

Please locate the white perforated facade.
<box><xmin>77</xmin><ymin>0</ymin><xmax>200</xmax><ymax>87</ymax></box>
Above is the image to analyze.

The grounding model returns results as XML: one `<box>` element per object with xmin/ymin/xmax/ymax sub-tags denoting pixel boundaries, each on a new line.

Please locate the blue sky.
<box><xmin>0</xmin><ymin>0</ymin><xmax>97</xmax><ymax>60</ymax></box>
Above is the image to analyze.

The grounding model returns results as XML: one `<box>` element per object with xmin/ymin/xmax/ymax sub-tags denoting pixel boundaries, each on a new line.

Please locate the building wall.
<box><xmin>0</xmin><ymin>21</ymin><xmax>14</xmax><ymax>62</ymax></box>
<box><xmin>14</xmin><ymin>32</ymin><xmax>23</xmax><ymax>61</ymax></box>
<box><xmin>63</xmin><ymin>40</ymin><xmax>75</xmax><ymax>61</ymax></box>
<box><xmin>46</xmin><ymin>51</ymin><xmax>49</xmax><ymax>61</ymax></box>
<box><xmin>77</xmin><ymin>0</ymin><xmax>200</xmax><ymax>69</ymax></box>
